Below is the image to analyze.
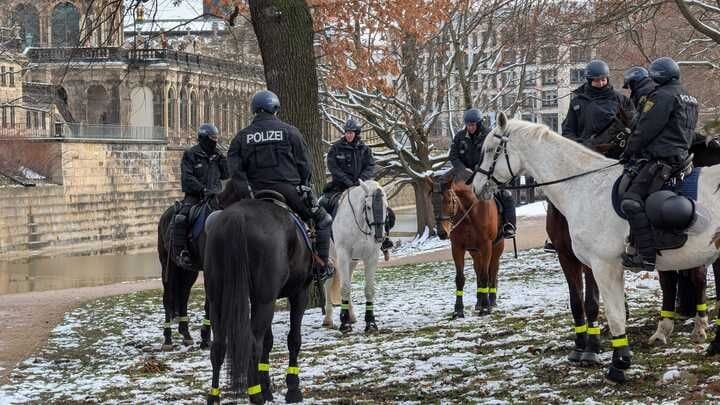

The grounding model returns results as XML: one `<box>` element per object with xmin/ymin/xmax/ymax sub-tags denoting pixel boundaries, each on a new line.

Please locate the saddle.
<box><xmin>254</xmin><ymin>190</ymin><xmax>313</xmax><ymax>252</ymax></box>
<box><xmin>612</xmin><ymin>164</ymin><xmax>701</xmax><ymax>251</ymax></box>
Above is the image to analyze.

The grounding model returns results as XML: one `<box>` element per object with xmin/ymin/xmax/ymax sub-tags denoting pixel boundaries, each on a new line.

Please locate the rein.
<box><xmin>444</xmin><ymin>189</ymin><xmax>479</xmax><ymax>235</ymax></box>
<box><xmin>470</xmin><ymin>132</ymin><xmax>623</xmax><ymax>190</ymax></box>
<box><xmin>345</xmin><ymin>189</ymin><xmax>374</xmax><ymax>237</ymax></box>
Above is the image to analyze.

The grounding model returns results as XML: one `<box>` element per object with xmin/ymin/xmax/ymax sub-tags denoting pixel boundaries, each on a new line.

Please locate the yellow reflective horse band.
<box><xmin>455</xmin><ymin>290</ymin><xmax>464</xmax><ymax>297</ymax></box>
<box><xmin>247</xmin><ymin>385</ymin><xmax>262</xmax><ymax>395</ymax></box>
<box><xmin>258</xmin><ymin>363</ymin><xmax>270</xmax><ymax>372</ymax></box>
<box><xmin>287</xmin><ymin>366</ymin><xmax>300</xmax><ymax>375</ymax></box>
<box><xmin>163</xmin><ymin>322</ymin><xmax>172</xmax><ymax>328</ymax></box>
<box><xmin>202</xmin><ymin>318</ymin><xmax>211</xmax><ymax>326</ymax></box>
<box><xmin>209</xmin><ymin>387</ymin><xmax>221</xmax><ymax>396</ymax></box>
<box><xmin>477</xmin><ymin>287</ymin><xmax>490</xmax><ymax>294</ymax></box>
<box><xmin>696</xmin><ymin>304</ymin><xmax>708</xmax><ymax>312</ymax></box>
<box><xmin>177</xmin><ymin>316</ymin><xmax>189</xmax><ymax>322</ymax></box>
<box><xmin>489</xmin><ymin>288</ymin><xmax>497</xmax><ymax>294</ymax></box>
<box><xmin>611</xmin><ymin>337</ymin><xmax>629</xmax><ymax>348</ymax></box>
<box><xmin>365</xmin><ymin>305</ymin><xmax>374</xmax><ymax>311</ymax></box>
<box><xmin>660</xmin><ymin>310</ymin><xmax>676</xmax><ymax>319</ymax></box>
<box><xmin>587</xmin><ymin>326</ymin><xmax>601</xmax><ymax>335</ymax></box>
<box><xmin>574</xmin><ymin>324</ymin><xmax>588</xmax><ymax>334</ymax></box>
<box><xmin>715</xmin><ymin>319</ymin><xmax>720</xmax><ymax>326</ymax></box>
<box><xmin>341</xmin><ymin>303</ymin><xmax>349</xmax><ymax>310</ymax></box>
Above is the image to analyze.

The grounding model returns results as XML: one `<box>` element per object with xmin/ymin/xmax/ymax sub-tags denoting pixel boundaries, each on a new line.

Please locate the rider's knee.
<box><xmin>620</xmin><ymin>195</ymin><xmax>644</xmax><ymax>216</ymax></box>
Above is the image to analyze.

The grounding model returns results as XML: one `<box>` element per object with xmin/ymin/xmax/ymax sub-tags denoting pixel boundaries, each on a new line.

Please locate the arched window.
<box><xmin>12</xmin><ymin>4</ymin><xmax>40</xmax><ymax>48</ymax></box>
<box><xmin>153</xmin><ymin>87</ymin><xmax>163</xmax><ymax>127</ymax></box>
<box><xmin>179</xmin><ymin>88</ymin><xmax>188</xmax><ymax>129</ymax></box>
<box><xmin>51</xmin><ymin>3</ymin><xmax>80</xmax><ymax>47</ymax></box>
<box><xmin>86</xmin><ymin>85</ymin><xmax>108</xmax><ymax>124</ymax></box>
<box><xmin>190</xmin><ymin>91</ymin><xmax>198</xmax><ymax>129</ymax></box>
<box><xmin>167</xmin><ymin>87</ymin><xmax>176</xmax><ymax>129</ymax></box>
<box><xmin>203</xmin><ymin>90</ymin><xmax>211</xmax><ymax>123</ymax></box>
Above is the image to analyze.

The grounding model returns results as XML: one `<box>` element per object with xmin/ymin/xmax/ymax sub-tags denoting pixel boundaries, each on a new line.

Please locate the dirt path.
<box><xmin>0</xmin><ymin>216</ymin><xmax>548</xmax><ymax>384</ymax></box>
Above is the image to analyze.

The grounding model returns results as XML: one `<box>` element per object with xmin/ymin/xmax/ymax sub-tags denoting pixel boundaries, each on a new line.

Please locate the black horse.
<box><xmin>204</xmin><ymin>179</ymin><xmax>314</xmax><ymax>404</ymax></box>
<box><xmin>157</xmin><ymin>199</ymin><xmax>214</xmax><ymax>350</ymax></box>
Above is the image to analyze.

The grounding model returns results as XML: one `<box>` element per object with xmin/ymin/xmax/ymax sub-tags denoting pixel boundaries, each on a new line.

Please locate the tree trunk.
<box><xmin>413</xmin><ymin>179</ymin><xmax>436</xmax><ymax>236</ymax></box>
<box><xmin>248</xmin><ymin>0</ymin><xmax>326</xmax><ymax>193</ymax></box>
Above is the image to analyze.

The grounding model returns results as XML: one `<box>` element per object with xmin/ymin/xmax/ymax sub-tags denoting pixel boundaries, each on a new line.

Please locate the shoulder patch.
<box><xmin>642</xmin><ymin>100</ymin><xmax>655</xmax><ymax>113</ymax></box>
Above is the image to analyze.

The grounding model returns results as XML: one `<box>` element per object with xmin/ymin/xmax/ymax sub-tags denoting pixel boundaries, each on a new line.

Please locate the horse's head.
<box><xmin>472</xmin><ymin>112</ymin><xmax>522</xmax><ymax>201</ymax></box>
<box><xmin>358</xmin><ymin>180</ymin><xmax>388</xmax><ymax>243</ymax></box>
<box><xmin>429</xmin><ymin>174</ymin><xmax>477</xmax><ymax>240</ymax></box>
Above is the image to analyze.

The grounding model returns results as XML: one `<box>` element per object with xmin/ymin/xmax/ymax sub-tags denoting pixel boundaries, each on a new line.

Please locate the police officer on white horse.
<box><xmin>620</xmin><ymin>57</ymin><xmax>699</xmax><ymax>272</ymax></box>
<box><xmin>321</xmin><ymin>118</ymin><xmax>395</xmax><ymax>253</ymax></box>
<box><xmin>228</xmin><ymin>90</ymin><xmax>334</xmax><ymax>281</ymax></box>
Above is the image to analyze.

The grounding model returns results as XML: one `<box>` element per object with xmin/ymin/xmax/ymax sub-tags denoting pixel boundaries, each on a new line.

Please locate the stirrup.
<box><xmin>621</xmin><ymin>252</ymin><xmax>655</xmax><ymax>273</ymax></box>
<box><xmin>502</xmin><ymin>223</ymin><xmax>516</xmax><ymax>239</ymax></box>
<box><xmin>381</xmin><ymin>238</ymin><xmax>394</xmax><ymax>251</ymax></box>
<box><xmin>314</xmin><ymin>263</ymin><xmax>335</xmax><ymax>282</ymax></box>
<box><xmin>176</xmin><ymin>250</ymin><xmax>193</xmax><ymax>269</ymax></box>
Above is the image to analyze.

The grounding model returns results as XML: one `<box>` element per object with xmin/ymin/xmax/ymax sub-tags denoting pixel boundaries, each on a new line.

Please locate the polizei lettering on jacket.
<box><xmin>246</xmin><ymin>130</ymin><xmax>284</xmax><ymax>144</ymax></box>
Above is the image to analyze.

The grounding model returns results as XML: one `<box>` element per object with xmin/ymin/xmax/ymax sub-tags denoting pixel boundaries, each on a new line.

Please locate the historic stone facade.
<box><xmin>0</xmin><ymin>53</ymin><xmax>23</xmax><ymax>135</ymax></box>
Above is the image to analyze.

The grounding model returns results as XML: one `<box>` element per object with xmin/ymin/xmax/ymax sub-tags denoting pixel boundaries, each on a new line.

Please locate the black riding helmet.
<box><xmin>585</xmin><ymin>59</ymin><xmax>610</xmax><ymax>80</ymax></box>
<box><xmin>198</xmin><ymin>123</ymin><xmax>219</xmax><ymax>141</ymax></box>
<box><xmin>649</xmin><ymin>57</ymin><xmax>680</xmax><ymax>85</ymax></box>
<box><xmin>250</xmin><ymin>90</ymin><xmax>280</xmax><ymax>114</ymax></box>
<box><xmin>343</xmin><ymin>118</ymin><xmax>362</xmax><ymax>136</ymax></box>
<box><xmin>622</xmin><ymin>66</ymin><xmax>648</xmax><ymax>89</ymax></box>
<box><xmin>463</xmin><ymin>108</ymin><xmax>483</xmax><ymax>124</ymax></box>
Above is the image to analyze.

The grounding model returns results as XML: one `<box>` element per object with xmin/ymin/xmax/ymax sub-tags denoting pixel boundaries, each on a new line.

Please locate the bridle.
<box><xmin>434</xmin><ymin>185</ymin><xmax>479</xmax><ymax>234</ymax></box>
<box><xmin>346</xmin><ymin>187</ymin><xmax>386</xmax><ymax>239</ymax></box>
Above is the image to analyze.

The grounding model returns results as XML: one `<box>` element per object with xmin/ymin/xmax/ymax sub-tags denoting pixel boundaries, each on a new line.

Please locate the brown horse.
<box><xmin>430</xmin><ymin>175</ymin><xmax>504</xmax><ymax>318</ymax></box>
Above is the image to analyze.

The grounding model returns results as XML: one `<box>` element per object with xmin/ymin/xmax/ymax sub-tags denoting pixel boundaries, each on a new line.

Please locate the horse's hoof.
<box><xmin>477</xmin><ymin>307</ymin><xmax>491</xmax><ymax>316</ymax></box>
<box><xmin>580</xmin><ymin>351</ymin><xmax>601</xmax><ymax>366</ymax></box>
<box><xmin>567</xmin><ymin>349</ymin><xmax>582</xmax><ymax>363</ymax></box>
<box><xmin>161</xmin><ymin>344</ymin><xmax>174</xmax><ymax>351</ymax></box>
<box><xmin>262</xmin><ymin>389</ymin><xmax>274</xmax><ymax>402</ymax></box>
<box><xmin>207</xmin><ymin>394</ymin><xmax>220</xmax><ymax>405</ymax></box>
<box><xmin>605</xmin><ymin>366</ymin><xmax>626</xmax><ymax>384</ymax></box>
<box><xmin>339</xmin><ymin>323</ymin><xmax>352</xmax><ymax>334</ymax></box>
<box><xmin>707</xmin><ymin>340</ymin><xmax>720</xmax><ymax>356</ymax></box>
<box><xmin>200</xmin><ymin>340</ymin><xmax>210</xmax><ymax>350</ymax></box>
<box><xmin>249</xmin><ymin>392</ymin><xmax>265</xmax><ymax>404</ymax></box>
<box><xmin>322</xmin><ymin>319</ymin><xmax>334</xmax><ymax>329</ymax></box>
<box><xmin>691</xmin><ymin>330</ymin><xmax>707</xmax><ymax>344</ymax></box>
<box><xmin>182</xmin><ymin>338</ymin><xmax>194</xmax><ymax>346</ymax></box>
<box><xmin>452</xmin><ymin>311</ymin><xmax>465</xmax><ymax>320</ymax></box>
<box><xmin>365</xmin><ymin>322</ymin><xmax>379</xmax><ymax>334</ymax></box>
<box><xmin>285</xmin><ymin>388</ymin><xmax>303</xmax><ymax>403</ymax></box>
<box><xmin>648</xmin><ymin>333</ymin><xmax>667</xmax><ymax>346</ymax></box>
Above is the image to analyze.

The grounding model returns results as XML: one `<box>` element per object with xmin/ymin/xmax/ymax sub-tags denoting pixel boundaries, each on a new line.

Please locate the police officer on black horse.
<box><xmin>228</xmin><ymin>90</ymin><xmax>334</xmax><ymax>281</ymax></box>
<box><xmin>449</xmin><ymin>108</ymin><xmax>517</xmax><ymax>239</ymax></box>
<box><xmin>174</xmin><ymin>123</ymin><xmax>229</xmax><ymax>269</ymax></box>
<box><xmin>623</xmin><ymin>66</ymin><xmax>655</xmax><ymax>110</ymax></box>
<box><xmin>320</xmin><ymin>118</ymin><xmax>395</xmax><ymax>254</ymax></box>
<box><xmin>620</xmin><ymin>57</ymin><xmax>698</xmax><ymax>272</ymax></box>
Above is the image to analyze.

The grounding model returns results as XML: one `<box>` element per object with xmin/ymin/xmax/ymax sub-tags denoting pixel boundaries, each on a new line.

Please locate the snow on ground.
<box><xmin>516</xmin><ymin>201</ymin><xmax>547</xmax><ymax>218</ymax></box>
<box><xmin>1</xmin><ymin>250</ymin><xmax>718</xmax><ymax>403</ymax></box>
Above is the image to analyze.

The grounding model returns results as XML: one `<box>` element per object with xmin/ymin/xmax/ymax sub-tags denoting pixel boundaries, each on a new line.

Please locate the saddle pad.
<box><xmin>191</xmin><ymin>203</ymin><xmax>212</xmax><ymax>240</ymax></box>
<box><xmin>288</xmin><ymin>211</ymin><xmax>313</xmax><ymax>252</ymax></box>
<box><xmin>612</xmin><ymin>167</ymin><xmax>702</xmax><ymax>220</ymax></box>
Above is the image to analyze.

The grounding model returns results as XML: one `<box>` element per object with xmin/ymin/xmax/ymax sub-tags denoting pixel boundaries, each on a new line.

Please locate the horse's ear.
<box><xmin>498</xmin><ymin>112</ymin><xmax>508</xmax><ymax>130</ymax></box>
<box><xmin>359</xmin><ymin>179</ymin><xmax>370</xmax><ymax>194</ymax></box>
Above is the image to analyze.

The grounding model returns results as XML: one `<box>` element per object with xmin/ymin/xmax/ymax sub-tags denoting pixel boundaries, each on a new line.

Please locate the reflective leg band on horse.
<box><xmin>163</xmin><ymin>322</ymin><xmax>171</xmax><ymax>328</ymax></box>
<box><xmin>287</xmin><ymin>366</ymin><xmax>300</xmax><ymax>375</ymax></box>
<box><xmin>611</xmin><ymin>336</ymin><xmax>629</xmax><ymax>348</ymax></box>
<box><xmin>209</xmin><ymin>387</ymin><xmax>220</xmax><ymax>396</ymax></box>
<box><xmin>715</xmin><ymin>319</ymin><xmax>720</xmax><ymax>326</ymax></box>
<box><xmin>341</xmin><ymin>302</ymin><xmax>349</xmax><ymax>310</ymax></box>
<box><xmin>455</xmin><ymin>290</ymin><xmax>464</xmax><ymax>297</ymax></box>
<box><xmin>660</xmin><ymin>310</ymin><xmax>676</xmax><ymax>319</ymax></box>
<box><xmin>178</xmin><ymin>316</ymin><xmax>189</xmax><ymax>322</ymax></box>
<box><xmin>574</xmin><ymin>324</ymin><xmax>587</xmax><ymax>334</ymax></box>
<box><xmin>587</xmin><ymin>326</ymin><xmax>601</xmax><ymax>336</ymax></box>
<box><xmin>202</xmin><ymin>318</ymin><xmax>211</xmax><ymax>326</ymax></box>
<box><xmin>489</xmin><ymin>288</ymin><xmax>497</xmax><ymax>293</ymax></box>
<box><xmin>247</xmin><ymin>385</ymin><xmax>262</xmax><ymax>395</ymax></box>
<box><xmin>365</xmin><ymin>303</ymin><xmax>374</xmax><ymax>312</ymax></box>
<box><xmin>697</xmin><ymin>304</ymin><xmax>708</xmax><ymax>312</ymax></box>
<box><xmin>477</xmin><ymin>287</ymin><xmax>489</xmax><ymax>294</ymax></box>
<box><xmin>258</xmin><ymin>363</ymin><xmax>269</xmax><ymax>372</ymax></box>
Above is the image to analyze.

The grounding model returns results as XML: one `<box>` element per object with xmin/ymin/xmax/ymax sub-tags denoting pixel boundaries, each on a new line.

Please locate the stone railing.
<box><xmin>60</xmin><ymin>123</ymin><xmax>166</xmax><ymax>141</ymax></box>
<box><xmin>26</xmin><ymin>47</ymin><xmax>263</xmax><ymax>78</ymax></box>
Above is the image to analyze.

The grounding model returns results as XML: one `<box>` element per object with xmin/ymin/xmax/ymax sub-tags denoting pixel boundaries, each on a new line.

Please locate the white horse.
<box><xmin>472</xmin><ymin>113</ymin><xmax>720</xmax><ymax>383</ymax></box>
<box><xmin>322</xmin><ymin>180</ymin><xmax>389</xmax><ymax>334</ymax></box>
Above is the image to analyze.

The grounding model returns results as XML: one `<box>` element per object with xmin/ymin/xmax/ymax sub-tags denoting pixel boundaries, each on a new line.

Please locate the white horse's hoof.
<box><xmin>648</xmin><ymin>333</ymin><xmax>667</xmax><ymax>346</ymax></box>
<box><xmin>649</xmin><ymin>318</ymin><xmax>673</xmax><ymax>345</ymax></box>
<box><xmin>322</xmin><ymin>319</ymin><xmax>335</xmax><ymax>329</ymax></box>
<box><xmin>691</xmin><ymin>316</ymin><xmax>708</xmax><ymax>343</ymax></box>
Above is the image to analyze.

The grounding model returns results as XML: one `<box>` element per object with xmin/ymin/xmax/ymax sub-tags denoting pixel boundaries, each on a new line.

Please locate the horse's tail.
<box><xmin>207</xmin><ymin>210</ymin><xmax>253</xmax><ymax>393</ymax></box>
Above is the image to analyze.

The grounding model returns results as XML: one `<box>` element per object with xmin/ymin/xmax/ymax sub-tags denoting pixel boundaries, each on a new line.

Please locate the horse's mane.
<box><xmin>500</xmin><ymin>119</ymin><xmax>615</xmax><ymax>165</ymax></box>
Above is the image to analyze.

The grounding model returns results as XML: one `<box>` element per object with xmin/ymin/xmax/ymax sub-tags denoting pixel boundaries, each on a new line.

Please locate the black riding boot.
<box><xmin>497</xmin><ymin>190</ymin><xmax>517</xmax><ymax>239</ymax></box>
<box><xmin>173</xmin><ymin>214</ymin><xmax>192</xmax><ymax>270</ymax></box>
<box><xmin>381</xmin><ymin>207</ymin><xmax>396</xmax><ymax>252</ymax></box>
<box><xmin>313</xmin><ymin>207</ymin><xmax>334</xmax><ymax>281</ymax></box>
<box><xmin>622</xmin><ymin>210</ymin><xmax>656</xmax><ymax>272</ymax></box>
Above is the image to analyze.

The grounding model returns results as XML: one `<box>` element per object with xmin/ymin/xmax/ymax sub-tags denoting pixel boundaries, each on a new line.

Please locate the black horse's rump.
<box><xmin>204</xmin><ymin>198</ymin><xmax>313</xmax><ymax>402</ymax></box>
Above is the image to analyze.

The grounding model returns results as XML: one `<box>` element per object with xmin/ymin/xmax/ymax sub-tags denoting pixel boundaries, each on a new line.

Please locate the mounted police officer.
<box><xmin>227</xmin><ymin>90</ymin><xmax>333</xmax><ymax>281</ymax></box>
<box><xmin>449</xmin><ymin>108</ymin><xmax>516</xmax><ymax>239</ymax></box>
<box><xmin>321</xmin><ymin>118</ymin><xmax>395</xmax><ymax>252</ymax></box>
<box><xmin>545</xmin><ymin>59</ymin><xmax>636</xmax><ymax>253</ymax></box>
<box><xmin>620</xmin><ymin>57</ymin><xmax>698</xmax><ymax>272</ymax></box>
<box><xmin>623</xmin><ymin>66</ymin><xmax>655</xmax><ymax>110</ymax></box>
<box><xmin>174</xmin><ymin>123</ymin><xmax>229</xmax><ymax>269</ymax></box>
